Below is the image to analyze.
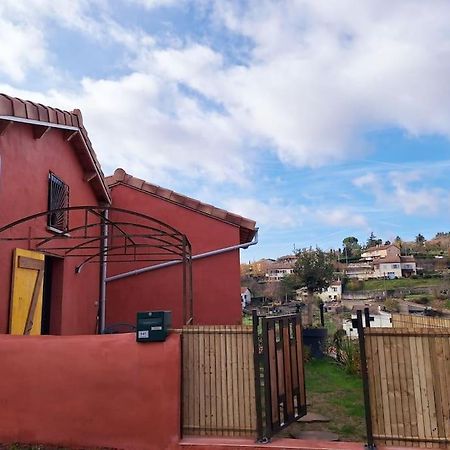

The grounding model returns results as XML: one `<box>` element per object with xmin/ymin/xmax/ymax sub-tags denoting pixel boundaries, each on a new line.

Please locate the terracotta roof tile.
<box><xmin>11</xmin><ymin>97</ymin><xmax>26</xmax><ymax>117</ymax></box>
<box><xmin>156</xmin><ymin>186</ymin><xmax>173</xmax><ymax>199</ymax></box>
<box><xmin>36</xmin><ymin>103</ymin><xmax>49</xmax><ymax>122</ymax></box>
<box><xmin>0</xmin><ymin>95</ymin><xmax>13</xmax><ymax>115</ymax></box>
<box><xmin>0</xmin><ymin>92</ymin><xmax>110</xmax><ymax>204</ymax></box>
<box><xmin>25</xmin><ymin>101</ymin><xmax>39</xmax><ymax>121</ymax></box>
<box><xmin>106</xmin><ymin>168</ymin><xmax>257</xmax><ymax>241</ymax></box>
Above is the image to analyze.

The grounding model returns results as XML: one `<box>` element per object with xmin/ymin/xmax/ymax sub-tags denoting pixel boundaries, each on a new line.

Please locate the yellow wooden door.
<box><xmin>9</xmin><ymin>248</ymin><xmax>45</xmax><ymax>335</ymax></box>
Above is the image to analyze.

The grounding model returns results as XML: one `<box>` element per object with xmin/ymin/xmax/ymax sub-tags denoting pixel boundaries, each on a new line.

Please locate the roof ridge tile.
<box><xmin>106</xmin><ymin>168</ymin><xmax>256</xmax><ymax>232</ymax></box>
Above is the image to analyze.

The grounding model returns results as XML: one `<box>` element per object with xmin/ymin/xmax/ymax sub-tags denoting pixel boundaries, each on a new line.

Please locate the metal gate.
<box><xmin>252</xmin><ymin>311</ymin><xmax>307</xmax><ymax>441</ymax></box>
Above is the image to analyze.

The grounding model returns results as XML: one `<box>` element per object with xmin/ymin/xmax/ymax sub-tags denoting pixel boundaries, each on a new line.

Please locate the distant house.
<box><xmin>345</xmin><ymin>261</ymin><xmax>374</xmax><ymax>280</ymax></box>
<box><xmin>318</xmin><ymin>280</ymin><xmax>342</xmax><ymax>302</ymax></box>
<box><xmin>343</xmin><ymin>305</ymin><xmax>392</xmax><ymax>338</ymax></box>
<box><xmin>361</xmin><ymin>244</ymin><xmax>400</xmax><ymax>260</ymax></box>
<box><xmin>241</xmin><ymin>287</ymin><xmax>252</xmax><ymax>309</ymax></box>
<box><xmin>346</xmin><ymin>244</ymin><xmax>416</xmax><ymax>280</ymax></box>
<box><xmin>266</xmin><ymin>262</ymin><xmax>294</xmax><ymax>281</ymax></box>
<box><xmin>266</xmin><ymin>255</ymin><xmax>296</xmax><ymax>282</ymax></box>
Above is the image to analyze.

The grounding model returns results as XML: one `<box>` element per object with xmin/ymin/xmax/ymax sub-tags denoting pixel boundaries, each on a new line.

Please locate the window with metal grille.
<box><xmin>48</xmin><ymin>172</ymin><xmax>69</xmax><ymax>232</ymax></box>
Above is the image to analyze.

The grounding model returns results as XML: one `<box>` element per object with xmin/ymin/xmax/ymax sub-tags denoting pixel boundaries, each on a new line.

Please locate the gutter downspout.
<box><xmin>106</xmin><ymin>228</ymin><xmax>259</xmax><ymax>283</ymax></box>
<box><xmin>99</xmin><ymin>209</ymin><xmax>108</xmax><ymax>333</ymax></box>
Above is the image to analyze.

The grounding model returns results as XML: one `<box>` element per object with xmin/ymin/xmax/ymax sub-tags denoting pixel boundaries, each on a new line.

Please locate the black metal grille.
<box><xmin>47</xmin><ymin>172</ymin><xmax>69</xmax><ymax>232</ymax></box>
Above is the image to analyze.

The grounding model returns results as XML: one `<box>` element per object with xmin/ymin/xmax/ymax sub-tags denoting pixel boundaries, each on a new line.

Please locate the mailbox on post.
<box><xmin>136</xmin><ymin>311</ymin><xmax>172</xmax><ymax>342</ymax></box>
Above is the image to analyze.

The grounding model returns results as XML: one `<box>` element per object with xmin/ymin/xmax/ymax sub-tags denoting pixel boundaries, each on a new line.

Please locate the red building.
<box><xmin>105</xmin><ymin>169</ymin><xmax>256</xmax><ymax>328</ymax></box>
<box><xmin>0</xmin><ymin>94</ymin><xmax>256</xmax><ymax>334</ymax></box>
<box><xmin>0</xmin><ymin>93</ymin><xmax>111</xmax><ymax>335</ymax></box>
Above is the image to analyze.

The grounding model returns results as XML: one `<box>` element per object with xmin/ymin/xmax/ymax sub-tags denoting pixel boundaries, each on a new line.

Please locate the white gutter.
<box><xmin>106</xmin><ymin>228</ymin><xmax>259</xmax><ymax>283</ymax></box>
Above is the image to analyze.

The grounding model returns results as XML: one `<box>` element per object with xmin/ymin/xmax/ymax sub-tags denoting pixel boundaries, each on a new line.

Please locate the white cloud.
<box><xmin>2</xmin><ymin>0</ymin><xmax>450</xmax><ymax>188</ymax></box>
<box><xmin>353</xmin><ymin>170</ymin><xmax>444</xmax><ymax>215</ymax></box>
<box><xmin>222</xmin><ymin>198</ymin><xmax>303</xmax><ymax>229</ymax></box>
<box><xmin>316</xmin><ymin>208</ymin><xmax>368</xmax><ymax>229</ymax></box>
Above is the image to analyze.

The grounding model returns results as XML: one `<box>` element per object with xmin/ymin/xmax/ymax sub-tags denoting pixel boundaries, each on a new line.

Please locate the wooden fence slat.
<box><xmin>182</xmin><ymin>325</ymin><xmax>257</xmax><ymax>437</ymax></box>
<box><xmin>282</xmin><ymin>321</ymin><xmax>294</xmax><ymax>418</ymax></box>
<box><xmin>366</xmin><ymin>320</ymin><xmax>450</xmax><ymax>449</ymax></box>
<box><xmin>225</xmin><ymin>326</ymin><xmax>234</xmax><ymax>436</ymax></box>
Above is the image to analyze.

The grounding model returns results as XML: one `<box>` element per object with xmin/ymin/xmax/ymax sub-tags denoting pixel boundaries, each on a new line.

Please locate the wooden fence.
<box><xmin>182</xmin><ymin>325</ymin><xmax>256</xmax><ymax>437</ymax></box>
<box><xmin>392</xmin><ymin>313</ymin><xmax>450</xmax><ymax>329</ymax></box>
<box><xmin>364</xmin><ymin>327</ymin><xmax>450</xmax><ymax>448</ymax></box>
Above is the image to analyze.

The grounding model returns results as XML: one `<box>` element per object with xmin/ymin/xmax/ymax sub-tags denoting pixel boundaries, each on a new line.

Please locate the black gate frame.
<box><xmin>252</xmin><ymin>310</ymin><xmax>307</xmax><ymax>442</ymax></box>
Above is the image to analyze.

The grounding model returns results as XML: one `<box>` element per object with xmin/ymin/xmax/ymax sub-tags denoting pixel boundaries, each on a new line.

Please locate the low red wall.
<box><xmin>0</xmin><ymin>333</ymin><xmax>181</xmax><ymax>450</ymax></box>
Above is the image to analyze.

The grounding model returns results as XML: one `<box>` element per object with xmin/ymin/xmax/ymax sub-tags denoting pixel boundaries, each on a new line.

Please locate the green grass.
<box><xmin>278</xmin><ymin>357</ymin><xmax>365</xmax><ymax>441</ymax></box>
<box><xmin>305</xmin><ymin>358</ymin><xmax>365</xmax><ymax>439</ymax></box>
<box><xmin>347</xmin><ymin>277</ymin><xmax>443</xmax><ymax>291</ymax></box>
<box><xmin>242</xmin><ymin>314</ymin><xmax>252</xmax><ymax>326</ymax></box>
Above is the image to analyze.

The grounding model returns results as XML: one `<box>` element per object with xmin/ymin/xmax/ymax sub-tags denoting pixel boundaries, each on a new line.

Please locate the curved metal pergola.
<box><xmin>0</xmin><ymin>206</ymin><xmax>193</xmax><ymax>326</ymax></box>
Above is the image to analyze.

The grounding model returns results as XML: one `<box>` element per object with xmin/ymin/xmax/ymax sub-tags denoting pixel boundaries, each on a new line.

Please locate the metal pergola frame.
<box><xmin>0</xmin><ymin>206</ymin><xmax>193</xmax><ymax>327</ymax></box>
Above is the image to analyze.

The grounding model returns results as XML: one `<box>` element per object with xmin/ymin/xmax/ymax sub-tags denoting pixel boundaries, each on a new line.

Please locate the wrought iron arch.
<box><xmin>0</xmin><ymin>206</ymin><xmax>193</xmax><ymax>326</ymax></box>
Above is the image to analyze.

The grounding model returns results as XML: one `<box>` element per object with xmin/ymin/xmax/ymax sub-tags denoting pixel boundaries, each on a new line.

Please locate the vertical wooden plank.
<box><xmin>241</xmin><ymin>329</ymin><xmax>251</xmax><ymax>436</ymax></box>
<box><xmin>404</xmin><ymin>334</ymin><xmax>418</xmax><ymax>447</ymax></box>
<box><xmin>429</xmin><ymin>337</ymin><xmax>445</xmax><ymax>448</ymax></box>
<box><xmin>415</xmin><ymin>335</ymin><xmax>429</xmax><ymax>447</ymax></box>
<box><xmin>198</xmin><ymin>327</ymin><xmax>206</xmax><ymax>436</ymax></box>
<box><xmin>282</xmin><ymin>320</ymin><xmax>294</xmax><ymax>419</ymax></box>
<box><xmin>290</xmin><ymin>335</ymin><xmax>299</xmax><ymax>416</ymax></box>
<box><xmin>398</xmin><ymin>332</ymin><xmax>412</xmax><ymax>445</ymax></box>
<box><xmin>204</xmin><ymin>327</ymin><xmax>212</xmax><ymax>435</ymax></box>
<box><xmin>183</xmin><ymin>329</ymin><xmax>191</xmax><ymax>436</ymax></box>
<box><xmin>295</xmin><ymin>322</ymin><xmax>306</xmax><ymax>409</ymax></box>
<box><xmin>365</xmin><ymin>333</ymin><xmax>380</xmax><ymax>443</ymax></box>
<box><xmin>422</xmin><ymin>335</ymin><xmax>438</xmax><ymax>448</ymax></box>
<box><xmin>235</xmin><ymin>327</ymin><xmax>244</xmax><ymax>435</ymax></box>
<box><xmin>268</xmin><ymin>323</ymin><xmax>279</xmax><ymax>427</ymax></box>
<box><xmin>411</xmin><ymin>334</ymin><xmax>425</xmax><ymax>446</ymax></box>
<box><xmin>441</xmin><ymin>337</ymin><xmax>450</xmax><ymax>441</ymax></box>
<box><xmin>247</xmin><ymin>330</ymin><xmax>257</xmax><ymax>435</ymax></box>
<box><xmin>214</xmin><ymin>327</ymin><xmax>223</xmax><ymax>436</ymax></box>
<box><xmin>231</xmin><ymin>326</ymin><xmax>240</xmax><ymax>436</ymax></box>
<box><xmin>378</xmin><ymin>334</ymin><xmax>391</xmax><ymax>446</ymax></box>
<box><xmin>221</xmin><ymin>326</ymin><xmax>229</xmax><ymax>436</ymax></box>
<box><xmin>191</xmin><ymin>327</ymin><xmax>203</xmax><ymax>434</ymax></box>
<box><xmin>225</xmin><ymin>326</ymin><xmax>234</xmax><ymax>436</ymax></box>
<box><xmin>209</xmin><ymin>327</ymin><xmax>216</xmax><ymax>436</ymax></box>
<box><xmin>390</xmin><ymin>331</ymin><xmax>404</xmax><ymax>446</ymax></box>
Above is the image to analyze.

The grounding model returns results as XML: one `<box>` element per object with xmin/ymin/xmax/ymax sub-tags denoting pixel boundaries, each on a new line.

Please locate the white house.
<box><xmin>343</xmin><ymin>305</ymin><xmax>392</xmax><ymax>338</ymax></box>
<box><xmin>318</xmin><ymin>280</ymin><xmax>342</xmax><ymax>302</ymax></box>
<box><xmin>346</xmin><ymin>244</ymin><xmax>417</xmax><ymax>280</ymax></box>
<box><xmin>266</xmin><ymin>262</ymin><xmax>294</xmax><ymax>281</ymax></box>
<box><xmin>241</xmin><ymin>287</ymin><xmax>252</xmax><ymax>309</ymax></box>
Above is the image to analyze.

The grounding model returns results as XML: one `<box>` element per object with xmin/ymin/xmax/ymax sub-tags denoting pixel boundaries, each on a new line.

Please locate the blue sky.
<box><xmin>1</xmin><ymin>0</ymin><xmax>450</xmax><ymax>261</ymax></box>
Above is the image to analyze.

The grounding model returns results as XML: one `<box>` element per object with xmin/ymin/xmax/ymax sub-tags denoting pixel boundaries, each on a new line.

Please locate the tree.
<box><xmin>366</xmin><ymin>232</ymin><xmax>380</xmax><ymax>248</ymax></box>
<box><xmin>293</xmin><ymin>247</ymin><xmax>334</xmax><ymax>325</ymax></box>
<box><xmin>280</xmin><ymin>274</ymin><xmax>299</xmax><ymax>301</ymax></box>
<box><xmin>342</xmin><ymin>236</ymin><xmax>361</xmax><ymax>259</ymax></box>
<box><xmin>415</xmin><ymin>233</ymin><xmax>426</xmax><ymax>245</ymax></box>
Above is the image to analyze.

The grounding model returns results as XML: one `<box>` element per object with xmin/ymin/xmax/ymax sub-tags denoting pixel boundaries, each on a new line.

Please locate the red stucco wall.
<box><xmin>106</xmin><ymin>184</ymin><xmax>243</xmax><ymax>328</ymax></box>
<box><xmin>0</xmin><ymin>333</ymin><xmax>181</xmax><ymax>450</ymax></box>
<box><xmin>0</xmin><ymin>123</ymin><xmax>101</xmax><ymax>334</ymax></box>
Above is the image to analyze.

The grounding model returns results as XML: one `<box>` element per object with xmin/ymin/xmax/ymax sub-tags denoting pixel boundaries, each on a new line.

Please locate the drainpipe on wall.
<box><xmin>105</xmin><ymin>228</ymin><xmax>259</xmax><ymax>283</ymax></box>
<box><xmin>99</xmin><ymin>209</ymin><xmax>108</xmax><ymax>333</ymax></box>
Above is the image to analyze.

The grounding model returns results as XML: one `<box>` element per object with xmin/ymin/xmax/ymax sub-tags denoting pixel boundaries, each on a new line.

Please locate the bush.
<box><xmin>333</xmin><ymin>330</ymin><xmax>361</xmax><ymax>375</ymax></box>
<box><xmin>415</xmin><ymin>296</ymin><xmax>431</xmax><ymax>305</ymax></box>
<box><xmin>384</xmin><ymin>298</ymin><xmax>400</xmax><ymax>312</ymax></box>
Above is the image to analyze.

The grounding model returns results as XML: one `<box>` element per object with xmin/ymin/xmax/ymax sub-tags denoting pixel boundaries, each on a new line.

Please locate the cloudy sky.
<box><xmin>1</xmin><ymin>0</ymin><xmax>450</xmax><ymax>261</ymax></box>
